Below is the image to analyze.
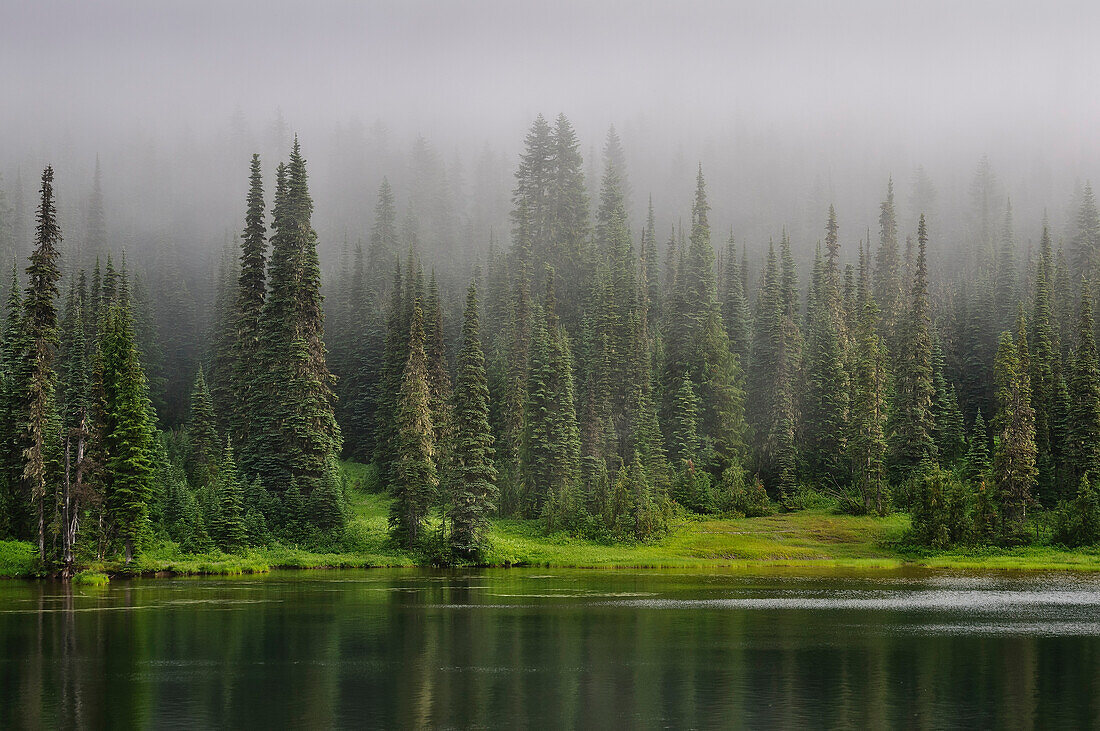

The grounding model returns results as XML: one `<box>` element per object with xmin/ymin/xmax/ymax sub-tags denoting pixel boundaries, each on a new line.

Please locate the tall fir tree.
<box><xmin>889</xmin><ymin>215</ymin><xmax>937</xmax><ymax>476</ymax></box>
<box><xmin>233</xmin><ymin>154</ymin><xmax>267</xmax><ymax>478</ymax></box>
<box><xmin>747</xmin><ymin>242</ymin><xmax>798</xmax><ymax>494</ymax></box>
<box><xmin>99</xmin><ymin>301</ymin><xmax>157</xmax><ymax>562</ymax></box>
<box><xmin>1072</xmin><ymin>182</ymin><xmax>1100</xmax><ymax>280</ymax></box>
<box><xmin>1030</xmin><ymin>222</ymin><xmax>1060</xmax><ymax>503</ymax></box>
<box><xmin>448</xmin><ymin>282</ymin><xmax>497</xmax><ymax>559</ymax></box>
<box><xmin>389</xmin><ymin>304</ymin><xmax>436</xmax><ymax>547</ymax></box>
<box><xmin>992</xmin><ymin>324</ymin><xmax>1037</xmax><ymax>540</ymax></box>
<box><xmin>188</xmin><ymin>366</ymin><xmax>218</xmax><ymax>480</ymax></box>
<box><xmin>252</xmin><ymin>140</ymin><xmax>341</xmax><ymax>525</ymax></box>
<box><xmin>209</xmin><ymin>438</ymin><xmax>247</xmax><ymax>551</ymax></box>
<box><xmin>873</xmin><ymin>178</ymin><xmax>902</xmax><ymax>343</ymax></box>
<box><xmin>803</xmin><ymin>211</ymin><xmax>850</xmax><ymax>483</ymax></box>
<box><xmin>1067</xmin><ymin>282</ymin><xmax>1100</xmax><ymax>489</ymax></box>
<box><xmin>848</xmin><ymin>273</ymin><xmax>889</xmax><ymax>514</ymax></box>
<box><xmin>23</xmin><ymin>167</ymin><xmax>63</xmax><ymax>560</ymax></box>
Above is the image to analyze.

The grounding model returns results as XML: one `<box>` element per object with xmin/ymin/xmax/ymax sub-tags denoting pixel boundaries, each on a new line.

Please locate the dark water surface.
<box><xmin>2</xmin><ymin>568</ymin><xmax>1099</xmax><ymax>728</ymax></box>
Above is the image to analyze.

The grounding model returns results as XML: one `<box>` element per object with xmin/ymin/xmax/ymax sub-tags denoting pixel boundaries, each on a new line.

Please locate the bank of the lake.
<box><xmin>4</xmin><ymin>480</ymin><xmax>1100</xmax><ymax>579</ymax></box>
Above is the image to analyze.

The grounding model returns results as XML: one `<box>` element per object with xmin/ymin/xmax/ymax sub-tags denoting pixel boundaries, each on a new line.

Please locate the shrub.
<box><xmin>715</xmin><ymin>464</ymin><xmax>772</xmax><ymax>517</ymax></box>
<box><xmin>1054</xmin><ymin>477</ymin><xmax>1100</xmax><ymax>547</ymax></box>
<box><xmin>909</xmin><ymin>463</ymin><xmax>973</xmax><ymax>548</ymax></box>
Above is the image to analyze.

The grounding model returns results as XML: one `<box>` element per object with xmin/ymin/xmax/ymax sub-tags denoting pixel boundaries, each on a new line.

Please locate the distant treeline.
<box><xmin>4</xmin><ymin>116</ymin><xmax>1100</xmax><ymax>570</ymax></box>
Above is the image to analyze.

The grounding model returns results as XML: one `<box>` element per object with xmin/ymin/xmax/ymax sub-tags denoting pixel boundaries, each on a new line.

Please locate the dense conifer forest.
<box><xmin>3</xmin><ymin>115</ymin><xmax>1100</xmax><ymax>571</ymax></box>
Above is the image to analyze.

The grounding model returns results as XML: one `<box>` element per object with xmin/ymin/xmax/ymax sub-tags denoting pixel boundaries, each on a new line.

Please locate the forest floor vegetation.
<box><xmin>4</xmin><ymin>464</ymin><xmax>1100</xmax><ymax>578</ymax></box>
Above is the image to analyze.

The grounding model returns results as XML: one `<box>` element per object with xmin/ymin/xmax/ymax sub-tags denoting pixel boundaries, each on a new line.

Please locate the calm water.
<box><xmin>1</xmin><ymin>568</ymin><xmax>1099</xmax><ymax>729</ymax></box>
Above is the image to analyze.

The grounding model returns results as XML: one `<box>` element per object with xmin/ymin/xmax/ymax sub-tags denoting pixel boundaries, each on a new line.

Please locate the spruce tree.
<box><xmin>448</xmin><ymin>282</ymin><xmax>497</xmax><ymax>559</ymax></box>
<box><xmin>1072</xmin><ymin>181</ymin><xmax>1100</xmax><ymax>279</ymax></box>
<box><xmin>252</xmin><ymin>140</ymin><xmax>340</xmax><ymax>519</ymax></box>
<box><xmin>424</xmin><ymin>271</ymin><xmax>452</xmax><ymax>472</ymax></box>
<box><xmin>1030</xmin><ymin>222</ymin><xmax>1059</xmax><ymax>503</ymax></box>
<box><xmin>210</xmin><ymin>438</ymin><xmax>246</xmax><ymax>551</ymax></box>
<box><xmin>367</xmin><ymin>178</ymin><xmax>399</xmax><ymax>298</ymax></box>
<box><xmin>931</xmin><ymin>336</ymin><xmax>966</xmax><ymax>463</ymax></box>
<box><xmin>722</xmin><ymin>233</ymin><xmax>751</xmax><ymax>368</ymax></box>
<box><xmin>99</xmin><ymin>301</ymin><xmax>157</xmax><ymax>563</ymax></box>
<box><xmin>1067</xmin><ymin>283</ymin><xmax>1100</xmax><ymax>488</ymax></box>
<box><xmin>23</xmin><ymin>167</ymin><xmax>63</xmax><ymax>560</ymax></box>
<box><xmin>232</xmin><ymin>154</ymin><xmax>267</xmax><ymax>476</ymax></box>
<box><xmin>803</xmin><ymin>213</ymin><xmax>850</xmax><ymax>482</ymax></box>
<box><xmin>0</xmin><ymin>265</ymin><xmax>27</xmax><ymax>538</ymax></box>
<box><xmin>964</xmin><ymin>409</ymin><xmax>992</xmax><ymax>483</ymax></box>
<box><xmin>874</xmin><ymin>178</ymin><xmax>902</xmax><ymax>342</ymax></box>
<box><xmin>389</xmin><ymin>304</ymin><xmax>436</xmax><ymax>547</ymax></box>
<box><xmin>747</xmin><ymin>242</ymin><xmax>797</xmax><ymax>492</ymax></box>
<box><xmin>992</xmin><ymin>326</ymin><xmax>1037</xmax><ymax>540</ymax></box>
<box><xmin>669</xmin><ymin>373</ymin><xmax>700</xmax><ymax>466</ymax></box>
<box><xmin>207</xmin><ymin>244</ymin><xmax>238</xmax><ymax>434</ymax></box>
<box><xmin>848</xmin><ymin>286</ymin><xmax>889</xmax><ymax>514</ymax></box>
<box><xmin>188</xmin><ymin>366</ymin><xmax>218</xmax><ymax>480</ymax></box>
<box><xmin>376</xmin><ymin>259</ymin><xmax>408</xmax><ymax>487</ymax></box>
<box><xmin>642</xmin><ymin>196</ymin><xmax>662</xmax><ymax>331</ymax></box>
<box><xmin>889</xmin><ymin>215</ymin><xmax>937</xmax><ymax>476</ymax></box>
<box><xmin>661</xmin><ymin>167</ymin><xmax>744</xmax><ymax>464</ymax></box>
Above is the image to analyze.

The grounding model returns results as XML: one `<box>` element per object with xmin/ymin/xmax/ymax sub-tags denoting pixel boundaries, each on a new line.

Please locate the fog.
<box><xmin>3</xmin><ymin>0</ymin><xmax>1098</xmax><ymax>282</ymax></box>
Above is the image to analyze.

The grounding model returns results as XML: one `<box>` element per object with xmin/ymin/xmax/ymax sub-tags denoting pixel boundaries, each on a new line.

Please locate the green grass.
<box><xmin>7</xmin><ymin>462</ymin><xmax>1100</xmax><ymax>578</ymax></box>
<box><xmin>0</xmin><ymin>540</ymin><xmax>39</xmax><ymax>577</ymax></box>
<box><xmin>485</xmin><ymin>509</ymin><xmax>912</xmax><ymax>568</ymax></box>
<box><xmin>72</xmin><ymin>570</ymin><xmax>109</xmax><ymax>586</ymax></box>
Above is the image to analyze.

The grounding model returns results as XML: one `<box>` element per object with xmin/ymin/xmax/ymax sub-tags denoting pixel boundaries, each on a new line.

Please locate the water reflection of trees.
<box><xmin>0</xmin><ymin>574</ymin><xmax>1098</xmax><ymax>726</ymax></box>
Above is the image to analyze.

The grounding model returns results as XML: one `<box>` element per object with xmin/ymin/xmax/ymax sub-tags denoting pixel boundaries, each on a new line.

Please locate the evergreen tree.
<box><xmin>367</xmin><ymin>178</ymin><xmax>399</xmax><ymax>298</ymax></box>
<box><xmin>642</xmin><ymin>196</ymin><xmax>662</xmax><ymax>331</ymax></box>
<box><xmin>0</xmin><ymin>265</ymin><xmax>28</xmax><ymax>538</ymax></box>
<box><xmin>964</xmin><ymin>409</ymin><xmax>993</xmax><ymax>483</ymax></box>
<box><xmin>993</xmin><ymin>200</ymin><xmax>1018</xmax><ymax>334</ymax></box>
<box><xmin>668</xmin><ymin>373</ymin><xmax>700</xmax><ymax>466</ymax></box>
<box><xmin>992</xmin><ymin>326</ymin><xmax>1037</xmax><ymax>540</ymax></box>
<box><xmin>209</xmin><ymin>438</ymin><xmax>246</xmax><ymax>551</ymax></box>
<box><xmin>1072</xmin><ymin>181</ymin><xmax>1100</xmax><ymax>279</ymax></box>
<box><xmin>661</xmin><ymin>167</ymin><xmax>744</xmax><ymax>465</ymax></box>
<box><xmin>252</xmin><ymin>140</ymin><xmax>340</xmax><ymax>519</ymax></box>
<box><xmin>1067</xmin><ymin>283</ymin><xmax>1100</xmax><ymax>488</ymax></box>
<box><xmin>1030</xmin><ymin>222</ymin><xmax>1059</xmax><ymax>503</ymax></box>
<box><xmin>874</xmin><ymin>178</ymin><xmax>902</xmax><ymax>342</ymax></box>
<box><xmin>889</xmin><ymin>215</ymin><xmax>936</xmax><ymax>476</ymax></box>
<box><xmin>499</xmin><ymin>235</ymin><xmax>532</xmax><ymax>508</ymax></box>
<box><xmin>389</xmin><ymin>304</ymin><xmax>436</xmax><ymax>547</ymax></box>
<box><xmin>376</xmin><ymin>259</ymin><xmax>408</xmax><ymax>486</ymax></box>
<box><xmin>23</xmin><ymin>167</ymin><xmax>63</xmax><ymax>560</ymax></box>
<box><xmin>207</xmin><ymin>244</ymin><xmax>238</xmax><ymax>433</ymax></box>
<box><xmin>848</xmin><ymin>285</ymin><xmax>889</xmax><ymax>514</ymax></box>
<box><xmin>448</xmin><ymin>282</ymin><xmax>497</xmax><ymax>559</ymax></box>
<box><xmin>234</xmin><ymin>154</ymin><xmax>268</xmax><ymax>476</ymax></box>
<box><xmin>424</xmin><ymin>271</ymin><xmax>452</xmax><ymax>472</ymax></box>
<box><xmin>931</xmin><ymin>336</ymin><xmax>966</xmax><ymax>463</ymax></box>
<box><xmin>188</xmin><ymin>366</ymin><xmax>218</xmax><ymax>480</ymax></box>
<box><xmin>722</xmin><ymin>233</ymin><xmax>751</xmax><ymax>368</ymax></box>
<box><xmin>99</xmin><ymin>301</ymin><xmax>157</xmax><ymax>562</ymax></box>
<box><xmin>747</xmin><ymin>242</ymin><xmax>797</xmax><ymax>493</ymax></box>
<box><xmin>803</xmin><ymin>212</ymin><xmax>850</xmax><ymax>482</ymax></box>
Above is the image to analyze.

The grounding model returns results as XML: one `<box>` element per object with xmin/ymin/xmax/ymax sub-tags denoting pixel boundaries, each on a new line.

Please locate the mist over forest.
<box><xmin>5</xmin><ymin>0</ymin><xmax>1100</xmax><ymax>568</ymax></box>
<box><xmin>5</xmin><ymin>0</ymin><xmax>1098</xmax><ymax>288</ymax></box>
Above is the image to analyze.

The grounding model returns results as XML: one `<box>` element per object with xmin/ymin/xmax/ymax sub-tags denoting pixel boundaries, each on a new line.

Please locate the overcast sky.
<box><xmin>6</xmin><ymin>0</ymin><xmax>1097</xmax><ymax>145</ymax></box>
<box><xmin>3</xmin><ymin>0</ymin><xmax>1098</xmax><ymax>263</ymax></box>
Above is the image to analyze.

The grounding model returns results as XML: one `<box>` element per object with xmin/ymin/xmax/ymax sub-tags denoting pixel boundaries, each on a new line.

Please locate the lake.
<box><xmin>1</xmin><ymin>568</ymin><xmax>1098</xmax><ymax>728</ymax></box>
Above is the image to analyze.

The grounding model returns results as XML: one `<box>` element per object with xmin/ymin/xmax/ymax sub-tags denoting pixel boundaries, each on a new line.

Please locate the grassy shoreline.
<box><xmin>4</xmin><ymin>486</ymin><xmax>1100</xmax><ymax>579</ymax></box>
